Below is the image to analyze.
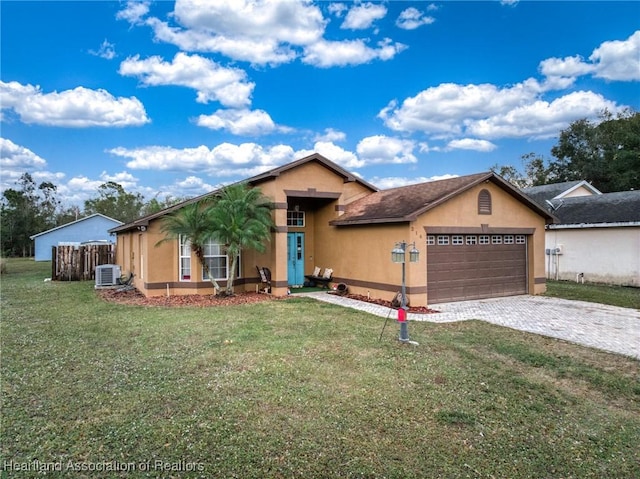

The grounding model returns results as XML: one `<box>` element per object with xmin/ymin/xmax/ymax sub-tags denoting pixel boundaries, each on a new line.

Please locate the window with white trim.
<box><xmin>492</xmin><ymin>235</ymin><xmax>502</xmax><ymax>244</ymax></box>
<box><xmin>427</xmin><ymin>235</ymin><xmax>435</xmax><ymax>245</ymax></box>
<box><xmin>466</xmin><ymin>235</ymin><xmax>477</xmax><ymax>245</ymax></box>
<box><xmin>287</xmin><ymin>210</ymin><xmax>305</xmax><ymax>227</ymax></box>
<box><xmin>179</xmin><ymin>236</ymin><xmax>191</xmax><ymax>281</ymax></box>
<box><xmin>504</xmin><ymin>235</ymin><xmax>514</xmax><ymax>244</ymax></box>
<box><xmin>479</xmin><ymin>235</ymin><xmax>490</xmax><ymax>245</ymax></box>
<box><xmin>202</xmin><ymin>238</ymin><xmax>228</xmax><ymax>280</ymax></box>
<box><xmin>437</xmin><ymin>235</ymin><xmax>449</xmax><ymax>245</ymax></box>
<box><xmin>516</xmin><ymin>235</ymin><xmax>526</xmax><ymax>244</ymax></box>
<box><xmin>452</xmin><ymin>235</ymin><xmax>464</xmax><ymax>245</ymax></box>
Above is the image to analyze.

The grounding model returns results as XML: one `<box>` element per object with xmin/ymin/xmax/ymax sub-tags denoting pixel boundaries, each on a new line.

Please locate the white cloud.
<box><xmin>146</xmin><ymin>17</ymin><xmax>298</xmax><ymax>66</ymax></box>
<box><xmin>99</xmin><ymin>170</ymin><xmax>139</xmax><ymax>190</ymax></box>
<box><xmin>173</xmin><ymin>0</ymin><xmax>325</xmax><ymax>46</ymax></box>
<box><xmin>466</xmin><ymin>91</ymin><xmax>622</xmax><ymax>139</ymax></box>
<box><xmin>540</xmin><ymin>31</ymin><xmax>640</xmax><ymax>84</ymax></box>
<box><xmin>196</xmin><ymin>109</ymin><xmax>290</xmax><ymax>136</ymax></box>
<box><xmin>303</xmin><ymin>37</ymin><xmax>406</xmax><ymax>67</ymax></box>
<box><xmin>110</xmin><ymin>136</ymin><xmax>417</xmax><ymax>181</ymax></box>
<box><xmin>89</xmin><ymin>39</ymin><xmax>116</xmax><ymax>60</ymax></box>
<box><xmin>379</xmin><ymin>80</ymin><xmax>543</xmax><ymax>136</ymax></box>
<box><xmin>446</xmin><ymin>138</ymin><xmax>497</xmax><ymax>152</ymax></box>
<box><xmin>175</xmin><ymin>175</ymin><xmax>217</xmax><ymax>193</ymax></box>
<box><xmin>134</xmin><ymin>0</ymin><xmax>325</xmax><ymax>66</ymax></box>
<box><xmin>0</xmin><ymin>81</ymin><xmax>149</xmax><ymax>127</ymax></box>
<box><xmin>66</xmin><ymin>175</ymin><xmax>105</xmax><ymax>194</ymax></box>
<box><xmin>341</xmin><ymin>2</ymin><xmax>387</xmax><ymax>30</ymax></box>
<box><xmin>297</xmin><ymin>141</ymin><xmax>363</xmax><ymax>169</ymax></box>
<box><xmin>116</xmin><ymin>0</ymin><xmax>150</xmax><ymax>24</ymax></box>
<box><xmin>0</xmin><ymin>138</ymin><xmax>78</xmax><ymax>201</ymax></box>
<box><xmin>109</xmin><ymin>142</ymin><xmax>298</xmax><ymax>175</ymax></box>
<box><xmin>0</xmin><ymin>138</ymin><xmax>47</xmax><ymax>169</ymax></box>
<box><xmin>539</xmin><ymin>55</ymin><xmax>594</xmax><ymax>79</ymax></box>
<box><xmin>396</xmin><ymin>7</ymin><xmax>435</xmax><ymax>30</ymax></box>
<box><xmin>119</xmin><ymin>52</ymin><xmax>255</xmax><ymax>108</ymax></box>
<box><xmin>371</xmin><ymin>174</ymin><xmax>458</xmax><ymax>190</ymax></box>
<box><xmin>119</xmin><ymin>0</ymin><xmax>405</xmax><ymax>68</ymax></box>
<box><xmin>356</xmin><ymin>135</ymin><xmax>417</xmax><ymax>164</ymax></box>
<box><xmin>590</xmin><ymin>30</ymin><xmax>640</xmax><ymax>81</ymax></box>
<box><xmin>379</xmin><ymin>69</ymin><xmax>630</xmax><ymax>141</ymax></box>
<box><xmin>314</xmin><ymin>128</ymin><xmax>346</xmax><ymax>142</ymax></box>
<box><xmin>328</xmin><ymin>3</ymin><xmax>347</xmax><ymax>17</ymax></box>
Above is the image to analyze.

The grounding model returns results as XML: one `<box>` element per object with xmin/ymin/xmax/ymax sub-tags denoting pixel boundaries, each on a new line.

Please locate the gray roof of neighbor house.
<box><xmin>110</xmin><ymin>153</ymin><xmax>378</xmax><ymax>234</ymax></box>
<box><xmin>330</xmin><ymin>172</ymin><xmax>555</xmax><ymax>226</ymax></box>
<box><xmin>522</xmin><ymin>180</ymin><xmax>602</xmax><ymax>207</ymax></box>
<box><xmin>545</xmin><ymin>191</ymin><xmax>640</xmax><ymax>226</ymax></box>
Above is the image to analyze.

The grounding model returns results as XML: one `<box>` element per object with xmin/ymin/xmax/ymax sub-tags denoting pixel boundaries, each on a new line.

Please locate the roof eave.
<box><xmin>329</xmin><ymin>216</ymin><xmax>413</xmax><ymax>226</ymax></box>
<box><xmin>410</xmin><ymin>172</ymin><xmax>557</xmax><ymax>221</ymax></box>
<box><xmin>487</xmin><ymin>174</ymin><xmax>558</xmax><ymax>223</ymax></box>
<box><xmin>548</xmin><ymin>221</ymin><xmax>640</xmax><ymax>229</ymax></box>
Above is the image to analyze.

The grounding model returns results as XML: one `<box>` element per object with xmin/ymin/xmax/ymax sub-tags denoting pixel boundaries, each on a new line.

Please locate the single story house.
<box><xmin>111</xmin><ymin>154</ymin><xmax>554</xmax><ymax>306</ymax></box>
<box><xmin>524</xmin><ymin>181</ymin><xmax>640</xmax><ymax>286</ymax></box>
<box><xmin>30</xmin><ymin>213</ymin><xmax>122</xmax><ymax>261</ymax></box>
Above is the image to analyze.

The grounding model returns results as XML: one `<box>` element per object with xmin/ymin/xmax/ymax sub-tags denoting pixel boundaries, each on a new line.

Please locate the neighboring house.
<box><xmin>523</xmin><ymin>182</ymin><xmax>640</xmax><ymax>286</ymax></box>
<box><xmin>30</xmin><ymin>213</ymin><xmax>122</xmax><ymax>261</ymax></box>
<box><xmin>523</xmin><ymin>180</ymin><xmax>602</xmax><ymax>206</ymax></box>
<box><xmin>111</xmin><ymin>154</ymin><xmax>554</xmax><ymax>306</ymax></box>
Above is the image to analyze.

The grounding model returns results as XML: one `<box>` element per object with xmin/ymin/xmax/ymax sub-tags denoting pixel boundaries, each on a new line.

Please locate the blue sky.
<box><xmin>1</xmin><ymin>1</ymin><xmax>639</xmax><ymax>207</ymax></box>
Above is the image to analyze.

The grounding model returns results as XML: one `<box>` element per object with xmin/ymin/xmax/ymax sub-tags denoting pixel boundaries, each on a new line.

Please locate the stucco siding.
<box><xmin>546</xmin><ymin>227</ymin><xmax>640</xmax><ymax>286</ymax></box>
<box><xmin>419</xmin><ymin>183</ymin><xmax>547</xmax><ymax>297</ymax></box>
<box><xmin>112</xmin><ymin>159</ymin><xmax>549</xmax><ymax>304</ymax></box>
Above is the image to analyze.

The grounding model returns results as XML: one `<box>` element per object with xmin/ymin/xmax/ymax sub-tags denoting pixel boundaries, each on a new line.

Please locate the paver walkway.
<box><xmin>299</xmin><ymin>292</ymin><xmax>640</xmax><ymax>359</ymax></box>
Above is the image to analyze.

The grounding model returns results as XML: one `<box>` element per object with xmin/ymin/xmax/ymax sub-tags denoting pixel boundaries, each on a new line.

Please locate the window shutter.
<box><xmin>478</xmin><ymin>189</ymin><xmax>492</xmax><ymax>215</ymax></box>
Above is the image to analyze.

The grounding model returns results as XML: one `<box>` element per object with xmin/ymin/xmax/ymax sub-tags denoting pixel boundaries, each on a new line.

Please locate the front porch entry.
<box><xmin>287</xmin><ymin>232</ymin><xmax>305</xmax><ymax>287</ymax></box>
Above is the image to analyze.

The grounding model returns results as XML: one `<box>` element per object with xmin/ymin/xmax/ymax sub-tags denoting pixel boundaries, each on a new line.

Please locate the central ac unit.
<box><xmin>95</xmin><ymin>264</ymin><xmax>121</xmax><ymax>287</ymax></box>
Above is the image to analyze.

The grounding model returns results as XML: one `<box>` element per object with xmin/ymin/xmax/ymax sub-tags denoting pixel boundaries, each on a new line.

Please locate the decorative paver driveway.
<box><xmin>300</xmin><ymin>292</ymin><xmax>640</xmax><ymax>359</ymax></box>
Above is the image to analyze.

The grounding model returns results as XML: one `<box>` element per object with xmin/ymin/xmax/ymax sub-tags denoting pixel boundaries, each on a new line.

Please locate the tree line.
<box><xmin>492</xmin><ymin>109</ymin><xmax>639</xmax><ymax>191</ymax></box>
<box><xmin>0</xmin><ymin>178</ymin><xmax>182</xmax><ymax>257</ymax></box>
<box><xmin>2</xmin><ymin>109</ymin><xmax>638</xmax><ymax>257</ymax></box>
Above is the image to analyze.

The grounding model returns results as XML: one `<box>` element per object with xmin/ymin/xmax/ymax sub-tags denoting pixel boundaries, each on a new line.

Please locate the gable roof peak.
<box><xmin>331</xmin><ymin>170</ymin><xmax>553</xmax><ymax>226</ymax></box>
<box><xmin>247</xmin><ymin>152</ymin><xmax>379</xmax><ymax>191</ymax></box>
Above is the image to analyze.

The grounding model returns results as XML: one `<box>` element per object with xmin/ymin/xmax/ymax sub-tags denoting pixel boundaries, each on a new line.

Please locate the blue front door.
<box><xmin>287</xmin><ymin>232</ymin><xmax>305</xmax><ymax>286</ymax></box>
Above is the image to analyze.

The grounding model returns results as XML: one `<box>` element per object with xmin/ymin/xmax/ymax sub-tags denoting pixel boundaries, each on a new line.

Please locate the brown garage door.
<box><xmin>427</xmin><ymin>234</ymin><xmax>527</xmax><ymax>303</ymax></box>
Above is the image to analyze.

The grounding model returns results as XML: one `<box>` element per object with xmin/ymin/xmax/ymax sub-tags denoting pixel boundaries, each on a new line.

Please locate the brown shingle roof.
<box><xmin>331</xmin><ymin>172</ymin><xmax>555</xmax><ymax>226</ymax></box>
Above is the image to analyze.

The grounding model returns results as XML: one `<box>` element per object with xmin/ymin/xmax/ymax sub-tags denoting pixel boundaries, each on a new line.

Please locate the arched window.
<box><xmin>478</xmin><ymin>189</ymin><xmax>492</xmax><ymax>215</ymax></box>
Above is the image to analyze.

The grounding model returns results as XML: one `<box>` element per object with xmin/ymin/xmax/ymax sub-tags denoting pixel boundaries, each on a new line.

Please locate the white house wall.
<box><xmin>546</xmin><ymin>227</ymin><xmax>640</xmax><ymax>286</ymax></box>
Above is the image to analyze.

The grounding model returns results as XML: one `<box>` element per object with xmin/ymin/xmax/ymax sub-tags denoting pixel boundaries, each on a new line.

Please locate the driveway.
<box><xmin>301</xmin><ymin>292</ymin><xmax>640</xmax><ymax>359</ymax></box>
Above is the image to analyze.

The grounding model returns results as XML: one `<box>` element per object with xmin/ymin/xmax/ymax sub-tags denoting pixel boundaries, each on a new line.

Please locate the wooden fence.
<box><xmin>51</xmin><ymin>244</ymin><xmax>115</xmax><ymax>281</ymax></box>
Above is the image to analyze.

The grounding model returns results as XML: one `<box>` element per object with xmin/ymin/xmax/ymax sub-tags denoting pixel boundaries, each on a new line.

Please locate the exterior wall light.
<box><xmin>391</xmin><ymin>245</ymin><xmax>406</xmax><ymax>264</ymax></box>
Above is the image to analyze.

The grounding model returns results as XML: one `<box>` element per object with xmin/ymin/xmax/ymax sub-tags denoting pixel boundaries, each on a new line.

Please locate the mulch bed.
<box><xmin>97</xmin><ymin>288</ymin><xmax>279</xmax><ymax>307</ymax></box>
<box><xmin>98</xmin><ymin>288</ymin><xmax>439</xmax><ymax>314</ymax></box>
<box><xmin>341</xmin><ymin>293</ymin><xmax>439</xmax><ymax>314</ymax></box>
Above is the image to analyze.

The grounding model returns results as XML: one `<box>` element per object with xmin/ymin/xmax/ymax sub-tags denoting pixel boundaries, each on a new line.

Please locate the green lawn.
<box><xmin>545</xmin><ymin>279</ymin><xmax>640</xmax><ymax>309</ymax></box>
<box><xmin>1</xmin><ymin>259</ymin><xmax>639</xmax><ymax>478</ymax></box>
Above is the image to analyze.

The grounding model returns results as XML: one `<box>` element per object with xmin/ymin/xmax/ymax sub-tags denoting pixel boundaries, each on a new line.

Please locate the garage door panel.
<box><xmin>427</xmin><ymin>236</ymin><xmax>527</xmax><ymax>303</ymax></box>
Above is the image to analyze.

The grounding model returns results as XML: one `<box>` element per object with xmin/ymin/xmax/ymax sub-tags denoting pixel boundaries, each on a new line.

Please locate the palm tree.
<box><xmin>157</xmin><ymin>199</ymin><xmax>222</xmax><ymax>295</ymax></box>
<box><xmin>207</xmin><ymin>183</ymin><xmax>274</xmax><ymax>296</ymax></box>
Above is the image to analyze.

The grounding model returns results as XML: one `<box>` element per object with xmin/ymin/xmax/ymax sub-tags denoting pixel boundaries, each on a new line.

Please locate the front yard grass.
<box><xmin>545</xmin><ymin>279</ymin><xmax>640</xmax><ymax>309</ymax></box>
<box><xmin>1</xmin><ymin>259</ymin><xmax>639</xmax><ymax>478</ymax></box>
